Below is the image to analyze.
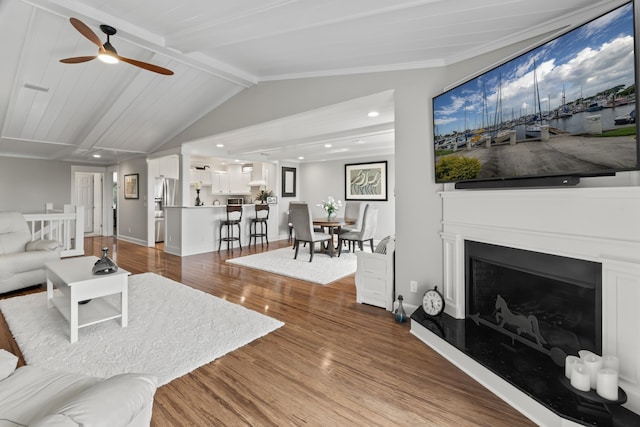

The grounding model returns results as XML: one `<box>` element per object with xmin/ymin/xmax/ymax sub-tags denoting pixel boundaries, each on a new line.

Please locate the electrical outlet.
<box><xmin>410</xmin><ymin>280</ymin><xmax>418</xmax><ymax>292</ymax></box>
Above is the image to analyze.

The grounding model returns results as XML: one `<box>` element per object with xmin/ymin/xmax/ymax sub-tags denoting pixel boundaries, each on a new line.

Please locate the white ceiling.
<box><xmin>0</xmin><ymin>0</ymin><xmax>621</xmax><ymax>164</ymax></box>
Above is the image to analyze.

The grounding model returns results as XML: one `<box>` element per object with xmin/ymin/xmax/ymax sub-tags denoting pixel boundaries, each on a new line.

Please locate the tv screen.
<box><xmin>433</xmin><ymin>1</ymin><xmax>638</xmax><ymax>185</ymax></box>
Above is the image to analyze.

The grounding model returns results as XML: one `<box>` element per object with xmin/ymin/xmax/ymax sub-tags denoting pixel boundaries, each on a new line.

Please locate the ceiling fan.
<box><xmin>59</xmin><ymin>17</ymin><xmax>174</xmax><ymax>76</ymax></box>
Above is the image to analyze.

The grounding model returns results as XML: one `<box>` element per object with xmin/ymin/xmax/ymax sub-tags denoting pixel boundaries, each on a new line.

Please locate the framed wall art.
<box><xmin>345</xmin><ymin>161</ymin><xmax>387</xmax><ymax>201</ymax></box>
<box><xmin>124</xmin><ymin>173</ymin><xmax>139</xmax><ymax>199</ymax></box>
<box><xmin>282</xmin><ymin>167</ymin><xmax>297</xmax><ymax>197</ymax></box>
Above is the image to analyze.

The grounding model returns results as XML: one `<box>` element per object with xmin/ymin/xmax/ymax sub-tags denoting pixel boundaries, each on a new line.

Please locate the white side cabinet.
<box><xmin>355</xmin><ymin>237</ymin><xmax>395</xmax><ymax>311</ymax></box>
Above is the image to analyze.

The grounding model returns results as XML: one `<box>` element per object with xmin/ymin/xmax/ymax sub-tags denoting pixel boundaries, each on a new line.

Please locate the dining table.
<box><xmin>312</xmin><ymin>217</ymin><xmax>356</xmax><ymax>257</ymax></box>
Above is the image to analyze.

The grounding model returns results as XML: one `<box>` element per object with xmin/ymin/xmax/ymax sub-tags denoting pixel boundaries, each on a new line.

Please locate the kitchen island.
<box><xmin>164</xmin><ymin>205</ymin><xmax>277</xmax><ymax>256</ymax></box>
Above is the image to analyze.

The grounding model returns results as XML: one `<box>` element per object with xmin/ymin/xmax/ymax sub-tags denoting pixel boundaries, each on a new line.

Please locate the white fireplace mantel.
<box><xmin>412</xmin><ymin>186</ymin><xmax>640</xmax><ymax>425</ymax></box>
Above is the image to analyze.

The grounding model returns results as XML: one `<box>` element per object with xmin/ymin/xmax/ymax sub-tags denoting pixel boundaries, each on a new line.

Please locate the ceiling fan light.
<box><xmin>98</xmin><ymin>52</ymin><xmax>119</xmax><ymax>64</ymax></box>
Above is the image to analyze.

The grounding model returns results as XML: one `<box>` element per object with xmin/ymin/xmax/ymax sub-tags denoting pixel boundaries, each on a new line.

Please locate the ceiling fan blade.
<box><xmin>117</xmin><ymin>55</ymin><xmax>174</xmax><ymax>75</ymax></box>
<box><xmin>69</xmin><ymin>17</ymin><xmax>104</xmax><ymax>49</ymax></box>
<box><xmin>59</xmin><ymin>56</ymin><xmax>97</xmax><ymax>64</ymax></box>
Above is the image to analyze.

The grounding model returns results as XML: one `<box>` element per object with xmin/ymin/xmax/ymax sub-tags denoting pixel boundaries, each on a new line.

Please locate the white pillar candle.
<box><xmin>582</xmin><ymin>353</ymin><xmax>603</xmax><ymax>389</ymax></box>
<box><xmin>596</xmin><ymin>368</ymin><xmax>619</xmax><ymax>401</ymax></box>
<box><xmin>602</xmin><ymin>355</ymin><xmax>619</xmax><ymax>372</ymax></box>
<box><xmin>570</xmin><ymin>362</ymin><xmax>591</xmax><ymax>392</ymax></box>
<box><xmin>578</xmin><ymin>349</ymin><xmax>595</xmax><ymax>360</ymax></box>
<box><xmin>565</xmin><ymin>355</ymin><xmax>580</xmax><ymax>379</ymax></box>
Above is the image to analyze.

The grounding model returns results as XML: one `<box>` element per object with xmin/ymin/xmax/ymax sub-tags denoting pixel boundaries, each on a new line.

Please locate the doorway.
<box><xmin>71</xmin><ymin>165</ymin><xmax>114</xmax><ymax>237</ymax></box>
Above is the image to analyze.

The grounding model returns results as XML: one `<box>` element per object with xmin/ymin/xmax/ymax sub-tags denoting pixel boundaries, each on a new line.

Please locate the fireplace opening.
<box><xmin>466</xmin><ymin>241</ymin><xmax>602</xmax><ymax>358</ymax></box>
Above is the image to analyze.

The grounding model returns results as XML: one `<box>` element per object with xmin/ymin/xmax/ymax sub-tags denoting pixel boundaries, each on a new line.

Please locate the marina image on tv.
<box><xmin>432</xmin><ymin>2</ymin><xmax>638</xmax><ymax>183</ymax></box>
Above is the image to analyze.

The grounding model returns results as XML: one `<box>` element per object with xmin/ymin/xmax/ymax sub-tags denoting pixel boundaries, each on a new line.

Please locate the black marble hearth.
<box><xmin>411</xmin><ymin>307</ymin><xmax>640</xmax><ymax>427</ymax></box>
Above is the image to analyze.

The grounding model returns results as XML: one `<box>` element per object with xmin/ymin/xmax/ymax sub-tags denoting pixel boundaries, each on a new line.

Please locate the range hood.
<box><xmin>248</xmin><ymin>163</ymin><xmax>268</xmax><ymax>187</ymax></box>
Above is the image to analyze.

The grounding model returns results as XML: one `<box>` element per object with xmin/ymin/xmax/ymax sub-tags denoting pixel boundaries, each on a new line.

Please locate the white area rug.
<box><xmin>226</xmin><ymin>246</ymin><xmax>357</xmax><ymax>285</ymax></box>
<box><xmin>0</xmin><ymin>273</ymin><xmax>283</xmax><ymax>386</ymax></box>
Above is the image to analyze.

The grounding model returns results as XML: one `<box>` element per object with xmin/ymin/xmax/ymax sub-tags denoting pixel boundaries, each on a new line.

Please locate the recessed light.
<box><xmin>216</xmin><ymin>143</ymin><xmax>224</xmax><ymax>148</ymax></box>
<box><xmin>92</xmin><ymin>154</ymin><xmax>101</xmax><ymax>158</ymax></box>
<box><xmin>368</xmin><ymin>111</ymin><xmax>379</xmax><ymax>117</ymax></box>
<box><xmin>324</xmin><ymin>144</ymin><xmax>332</xmax><ymax>148</ymax></box>
<box><xmin>298</xmin><ymin>156</ymin><xmax>304</xmax><ymax>160</ymax></box>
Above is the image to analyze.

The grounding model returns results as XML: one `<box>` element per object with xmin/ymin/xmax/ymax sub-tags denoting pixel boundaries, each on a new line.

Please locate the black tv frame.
<box><xmin>433</xmin><ymin>1</ymin><xmax>639</xmax><ymax>189</ymax></box>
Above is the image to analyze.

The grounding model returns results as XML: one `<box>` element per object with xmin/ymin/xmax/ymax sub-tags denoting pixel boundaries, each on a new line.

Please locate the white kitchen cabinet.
<box><xmin>228</xmin><ymin>164</ymin><xmax>251</xmax><ymax>194</ymax></box>
<box><xmin>190</xmin><ymin>169</ymin><xmax>212</xmax><ymax>186</ymax></box>
<box><xmin>211</xmin><ymin>171</ymin><xmax>230</xmax><ymax>194</ymax></box>
<box><xmin>241</xmin><ymin>171</ymin><xmax>252</xmax><ymax>189</ymax></box>
<box><xmin>158</xmin><ymin>155</ymin><xmax>179</xmax><ymax>179</ymax></box>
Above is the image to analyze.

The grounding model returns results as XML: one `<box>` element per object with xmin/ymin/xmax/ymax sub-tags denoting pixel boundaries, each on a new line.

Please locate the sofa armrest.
<box><xmin>0</xmin><ymin>350</ymin><xmax>18</xmax><ymax>381</ymax></box>
<box><xmin>26</xmin><ymin>239</ymin><xmax>63</xmax><ymax>252</ymax></box>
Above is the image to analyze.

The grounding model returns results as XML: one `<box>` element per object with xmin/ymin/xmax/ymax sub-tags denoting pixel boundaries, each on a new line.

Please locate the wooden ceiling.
<box><xmin>0</xmin><ymin>0</ymin><xmax>621</xmax><ymax>164</ymax></box>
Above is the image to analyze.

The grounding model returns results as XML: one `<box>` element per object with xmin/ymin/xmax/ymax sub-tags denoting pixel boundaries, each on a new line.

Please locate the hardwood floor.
<box><xmin>0</xmin><ymin>237</ymin><xmax>535</xmax><ymax>426</ymax></box>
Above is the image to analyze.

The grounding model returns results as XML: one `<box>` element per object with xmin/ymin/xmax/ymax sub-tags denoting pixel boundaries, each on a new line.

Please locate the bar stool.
<box><xmin>249</xmin><ymin>204</ymin><xmax>269</xmax><ymax>247</ymax></box>
<box><xmin>218</xmin><ymin>205</ymin><xmax>243</xmax><ymax>252</ymax></box>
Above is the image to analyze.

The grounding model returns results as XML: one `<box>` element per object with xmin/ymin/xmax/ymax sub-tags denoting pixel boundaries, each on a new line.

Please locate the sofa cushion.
<box><xmin>32</xmin><ymin>373</ymin><xmax>158</xmax><ymax>427</ymax></box>
<box><xmin>0</xmin><ymin>349</ymin><xmax>18</xmax><ymax>381</ymax></box>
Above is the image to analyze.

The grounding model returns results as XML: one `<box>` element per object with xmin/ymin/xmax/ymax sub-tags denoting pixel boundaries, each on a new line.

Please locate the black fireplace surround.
<box><xmin>412</xmin><ymin>241</ymin><xmax>640</xmax><ymax>426</ymax></box>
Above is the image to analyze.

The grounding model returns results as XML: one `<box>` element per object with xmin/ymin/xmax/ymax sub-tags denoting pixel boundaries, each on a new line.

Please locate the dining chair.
<box><xmin>340</xmin><ymin>201</ymin><xmax>367</xmax><ymax>250</ymax></box>
<box><xmin>287</xmin><ymin>201</ymin><xmax>306</xmax><ymax>243</ymax></box>
<box><xmin>342</xmin><ymin>201</ymin><xmax>366</xmax><ymax>232</ymax></box>
<box><xmin>249</xmin><ymin>204</ymin><xmax>269</xmax><ymax>247</ymax></box>
<box><xmin>337</xmin><ymin>204</ymin><xmax>378</xmax><ymax>256</ymax></box>
<box><xmin>290</xmin><ymin>203</ymin><xmax>332</xmax><ymax>262</ymax></box>
<box><xmin>218</xmin><ymin>205</ymin><xmax>243</xmax><ymax>252</ymax></box>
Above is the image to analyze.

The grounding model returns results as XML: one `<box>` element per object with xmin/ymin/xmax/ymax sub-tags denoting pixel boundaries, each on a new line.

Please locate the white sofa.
<box><xmin>0</xmin><ymin>211</ymin><xmax>63</xmax><ymax>294</ymax></box>
<box><xmin>0</xmin><ymin>350</ymin><xmax>158</xmax><ymax>427</ymax></box>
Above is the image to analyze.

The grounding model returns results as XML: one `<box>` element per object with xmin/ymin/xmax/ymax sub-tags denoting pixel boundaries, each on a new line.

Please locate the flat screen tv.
<box><xmin>432</xmin><ymin>1</ymin><xmax>639</xmax><ymax>188</ymax></box>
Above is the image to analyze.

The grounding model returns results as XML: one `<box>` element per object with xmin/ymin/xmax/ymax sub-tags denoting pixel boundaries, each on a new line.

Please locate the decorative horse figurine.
<box><xmin>494</xmin><ymin>294</ymin><xmax>547</xmax><ymax>346</ymax></box>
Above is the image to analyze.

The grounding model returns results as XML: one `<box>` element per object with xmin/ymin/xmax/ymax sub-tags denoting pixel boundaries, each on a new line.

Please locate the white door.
<box><xmin>76</xmin><ymin>173</ymin><xmax>94</xmax><ymax>233</ymax></box>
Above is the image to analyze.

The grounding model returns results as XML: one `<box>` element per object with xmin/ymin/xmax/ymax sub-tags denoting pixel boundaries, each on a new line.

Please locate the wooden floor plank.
<box><xmin>0</xmin><ymin>236</ymin><xmax>535</xmax><ymax>426</ymax></box>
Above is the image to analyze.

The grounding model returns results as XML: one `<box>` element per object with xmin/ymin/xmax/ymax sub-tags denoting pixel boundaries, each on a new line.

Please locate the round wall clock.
<box><xmin>422</xmin><ymin>286</ymin><xmax>445</xmax><ymax>317</ymax></box>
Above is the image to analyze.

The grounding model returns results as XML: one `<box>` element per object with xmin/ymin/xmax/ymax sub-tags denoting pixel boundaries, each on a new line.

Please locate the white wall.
<box><xmin>117</xmin><ymin>157</ymin><xmax>148</xmax><ymax>246</ymax></box>
<box><xmin>0</xmin><ymin>157</ymin><xmax>72</xmax><ymax>213</ymax></box>
<box><xmin>299</xmin><ymin>155</ymin><xmax>395</xmax><ymax>240</ymax></box>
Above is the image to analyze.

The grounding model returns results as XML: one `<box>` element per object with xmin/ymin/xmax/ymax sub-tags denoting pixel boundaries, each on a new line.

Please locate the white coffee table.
<box><xmin>46</xmin><ymin>256</ymin><xmax>131</xmax><ymax>343</ymax></box>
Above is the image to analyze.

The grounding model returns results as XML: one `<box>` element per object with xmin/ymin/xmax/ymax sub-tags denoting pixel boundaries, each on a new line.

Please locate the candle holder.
<box><xmin>559</xmin><ymin>374</ymin><xmax>627</xmax><ymax>405</ymax></box>
<box><xmin>195</xmin><ymin>189</ymin><xmax>202</xmax><ymax>206</ymax></box>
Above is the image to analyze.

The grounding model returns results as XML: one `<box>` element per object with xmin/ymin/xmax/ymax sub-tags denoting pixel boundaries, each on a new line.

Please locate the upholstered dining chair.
<box><xmin>342</xmin><ymin>201</ymin><xmax>366</xmax><ymax>233</ymax></box>
<box><xmin>338</xmin><ymin>204</ymin><xmax>378</xmax><ymax>256</ymax></box>
<box><xmin>289</xmin><ymin>203</ymin><xmax>332</xmax><ymax>262</ymax></box>
<box><xmin>339</xmin><ymin>201</ymin><xmax>366</xmax><ymax>250</ymax></box>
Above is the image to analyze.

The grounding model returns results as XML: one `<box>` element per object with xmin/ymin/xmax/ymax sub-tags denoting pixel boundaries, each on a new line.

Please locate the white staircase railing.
<box><xmin>23</xmin><ymin>204</ymin><xmax>85</xmax><ymax>258</ymax></box>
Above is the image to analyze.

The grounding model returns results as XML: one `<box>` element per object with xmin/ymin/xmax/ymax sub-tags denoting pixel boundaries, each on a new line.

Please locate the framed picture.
<box><xmin>124</xmin><ymin>174</ymin><xmax>139</xmax><ymax>199</ymax></box>
<box><xmin>266</xmin><ymin>196</ymin><xmax>278</xmax><ymax>204</ymax></box>
<box><xmin>282</xmin><ymin>167</ymin><xmax>296</xmax><ymax>197</ymax></box>
<box><xmin>345</xmin><ymin>161</ymin><xmax>388</xmax><ymax>201</ymax></box>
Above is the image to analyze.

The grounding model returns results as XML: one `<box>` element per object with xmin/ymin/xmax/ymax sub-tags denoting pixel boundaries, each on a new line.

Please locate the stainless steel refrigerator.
<box><xmin>154</xmin><ymin>177</ymin><xmax>177</xmax><ymax>242</ymax></box>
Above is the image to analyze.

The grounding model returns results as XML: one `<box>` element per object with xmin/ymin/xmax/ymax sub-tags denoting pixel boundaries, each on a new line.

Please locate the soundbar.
<box><xmin>454</xmin><ymin>175</ymin><xmax>581</xmax><ymax>190</ymax></box>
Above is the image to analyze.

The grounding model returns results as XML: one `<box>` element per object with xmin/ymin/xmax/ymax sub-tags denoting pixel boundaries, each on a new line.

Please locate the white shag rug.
<box><xmin>226</xmin><ymin>246</ymin><xmax>357</xmax><ymax>285</ymax></box>
<box><xmin>0</xmin><ymin>273</ymin><xmax>283</xmax><ymax>386</ymax></box>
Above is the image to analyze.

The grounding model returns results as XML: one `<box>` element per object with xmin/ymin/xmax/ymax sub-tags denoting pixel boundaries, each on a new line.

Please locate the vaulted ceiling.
<box><xmin>0</xmin><ymin>0</ymin><xmax>620</xmax><ymax>164</ymax></box>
